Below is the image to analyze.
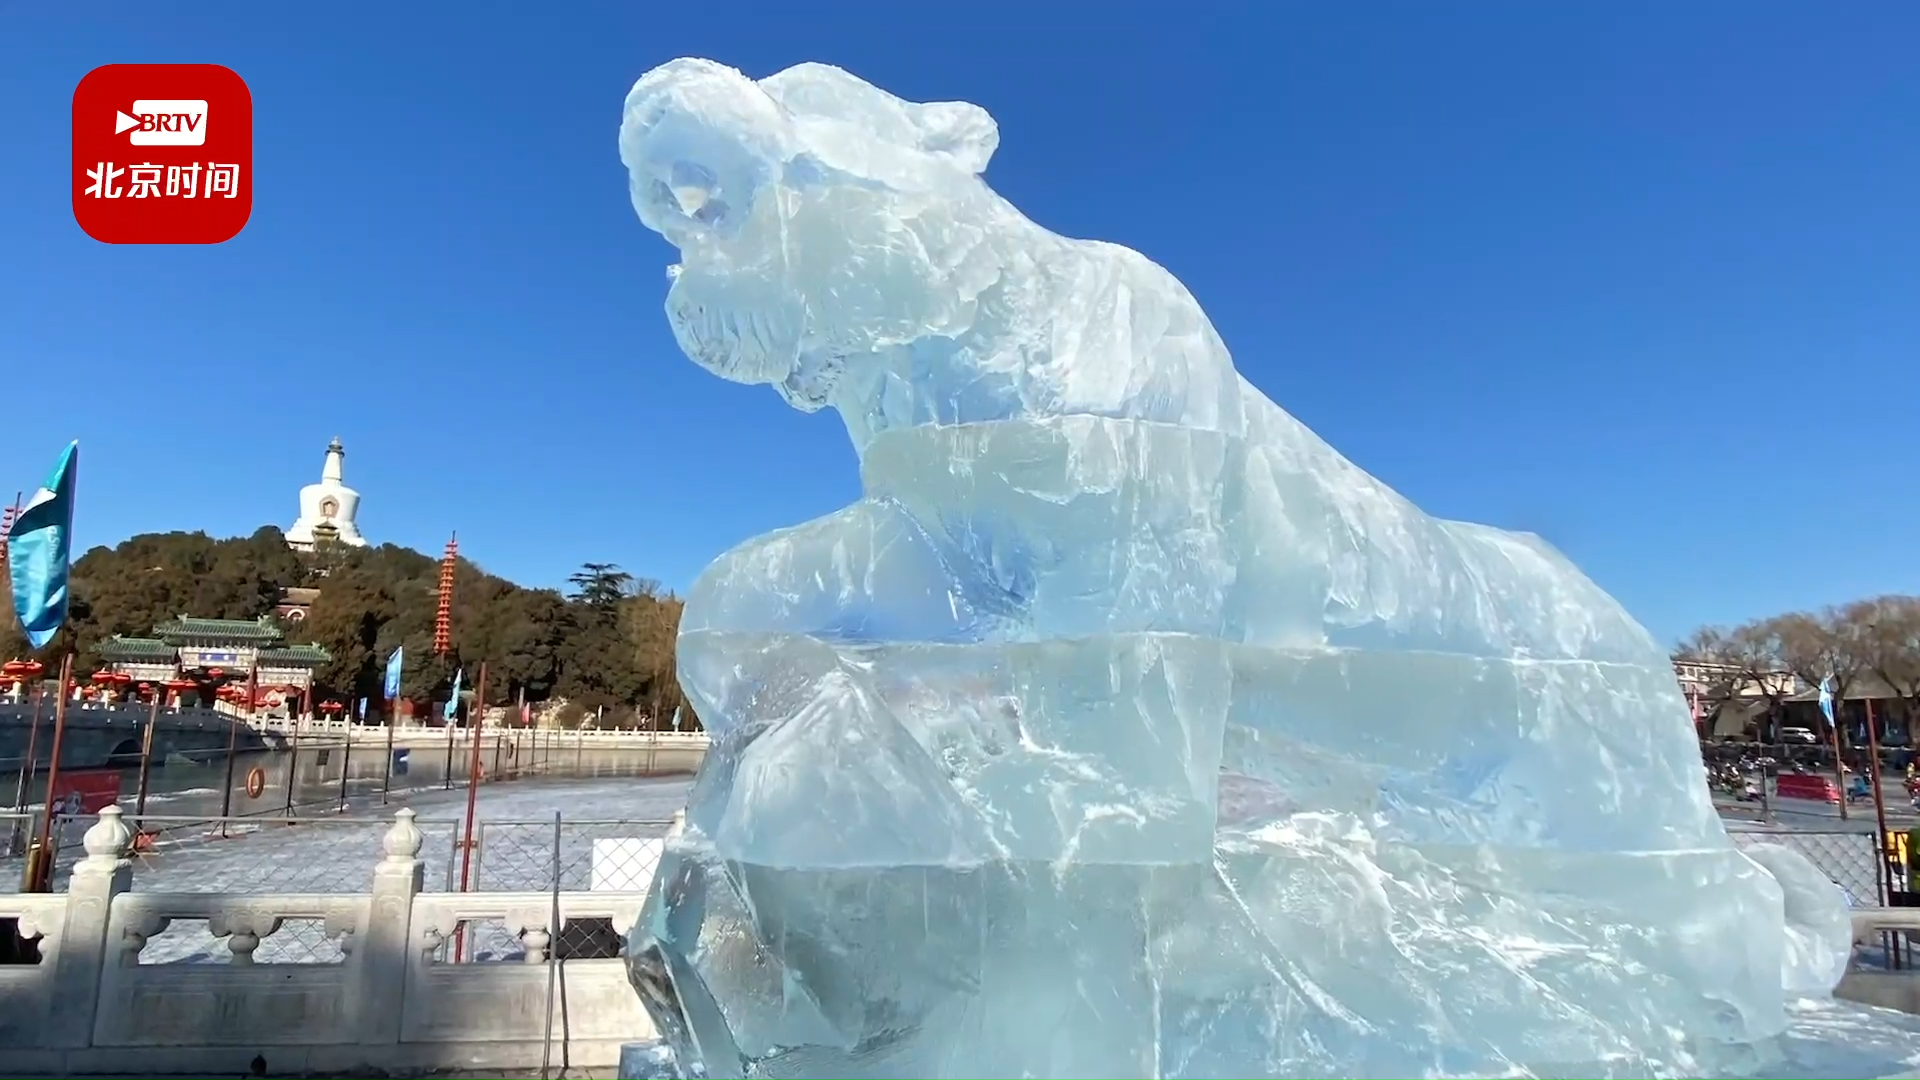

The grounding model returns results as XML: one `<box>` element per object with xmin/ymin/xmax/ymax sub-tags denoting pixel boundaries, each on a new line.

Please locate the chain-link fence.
<box><xmin>425</xmin><ymin>817</ymin><xmax>674</xmax><ymax>964</ymax></box>
<box><xmin>0</xmin><ymin>723</ymin><xmax>682</xmax><ymax>842</ymax></box>
<box><xmin>463</xmin><ymin>818</ymin><xmax>674</xmax><ymax>892</ymax></box>
<box><xmin>2</xmin><ymin>806</ymin><xmax>676</xmax><ymax>900</ymax></box>
<box><xmin>1728</xmin><ymin>827</ymin><xmax>1885</xmax><ymax>905</ymax></box>
<box><xmin>125</xmin><ymin>813</ymin><xmax>466</xmax><ymax>895</ymax></box>
<box><xmin>0</xmin><ymin>807</ymin><xmax>93</xmax><ymax>892</ymax></box>
<box><xmin>279</xmin><ymin>729</ymin><xmax>570</xmax><ymax>813</ymax></box>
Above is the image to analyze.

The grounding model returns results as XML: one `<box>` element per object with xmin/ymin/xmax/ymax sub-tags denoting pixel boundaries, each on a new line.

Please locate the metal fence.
<box><xmin>448</xmin><ymin>817</ymin><xmax>676</xmax><ymax>963</ymax></box>
<box><xmin>1</xmin><ymin>807</ymin><xmax>674</xmax><ymax>970</ymax></box>
<box><xmin>274</xmin><ymin>729</ymin><xmax>575</xmax><ymax>818</ymax></box>
<box><xmin>131</xmin><ymin>813</ymin><xmax>469</xmax><ymax>895</ymax></box>
<box><xmin>1</xmin><ymin>718</ymin><xmax>696</xmax><ymax>842</ymax></box>
<box><xmin>463</xmin><ymin>818</ymin><xmax>674</xmax><ymax>893</ymax></box>
<box><xmin>2</xmin><ymin>808</ymin><xmax>677</xmax><ymax>899</ymax></box>
<box><xmin>1726</xmin><ymin>827</ymin><xmax>1886</xmax><ymax>905</ymax></box>
<box><xmin>7</xmin><ymin>801</ymin><xmax>1898</xmax><ymax>907</ymax></box>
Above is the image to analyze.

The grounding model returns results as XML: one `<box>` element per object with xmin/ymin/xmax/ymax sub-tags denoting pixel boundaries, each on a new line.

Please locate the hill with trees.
<box><xmin>0</xmin><ymin>528</ymin><xmax>691</xmax><ymax>728</ymax></box>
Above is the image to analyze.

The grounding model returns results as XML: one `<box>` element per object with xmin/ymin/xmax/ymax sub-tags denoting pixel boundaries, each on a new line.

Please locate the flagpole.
<box><xmin>516</xmin><ymin>686</ymin><xmax>527</xmax><ymax>780</ymax></box>
<box><xmin>460</xmin><ymin>661</ymin><xmax>489</xmax><ymax>880</ymax></box>
<box><xmin>10</xmin><ymin>679</ymin><xmax>45</xmax><ymax>835</ymax></box>
<box><xmin>336</xmin><ymin>714</ymin><xmax>353</xmax><ymax>813</ymax></box>
<box><xmin>1867</xmin><ymin>696</ymin><xmax>1892</xmax><ymax>898</ymax></box>
<box><xmin>1826</xmin><ymin>679</ymin><xmax>1850</xmax><ymax>821</ymax></box>
<box><xmin>8</xmin><ymin>679</ymin><xmax>46</xmax><ymax>860</ymax></box>
<box><xmin>382</xmin><ymin>698</ymin><xmax>397</xmax><ymax>804</ymax></box>
<box><xmin>443</xmin><ymin>703</ymin><xmax>456</xmax><ymax>790</ymax></box>
<box><xmin>381</xmin><ymin>648</ymin><xmax>402</xmax><ymax>804</ymax></box>
<box><xmin>26</xmin><ymin>654</ymin><xmax>74</xmax><ymax>893</ymax></box>
<box><xmin>442</xmin><ymin>670</ymin><xmax>460</xmax><ymax>790</ymax></box>
<box><xmin>283</xmin><ymin>688</ymin><xmax>305</xmax><ymax>816</ymax></box>
<box><xmin>454</xmin><ymin>661</ymin><xmax>488</xmax><ymax>962</ymax></box>
<box><xmin>133</xmin><ymin>679</ymin><xmax>162</xmax><ymax>824</ymax></box>
<box><xmin>218</xmin><ymin>667</ymin><xmax>254</xmax><ymax>833</ymax></box>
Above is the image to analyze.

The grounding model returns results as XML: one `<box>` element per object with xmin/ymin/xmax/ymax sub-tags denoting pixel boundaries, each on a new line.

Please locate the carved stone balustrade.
<box><xmin>1</xmin><ymin>806</ymin><xmax>665</xmax><ymax>1077</ymax></box>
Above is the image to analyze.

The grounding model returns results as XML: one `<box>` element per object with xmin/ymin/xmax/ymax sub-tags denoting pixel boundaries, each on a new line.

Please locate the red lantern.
<box><xmin>90</xmin><ymin>670</ymin><xmax>114</xmax><ymax>684</ymax></box>
<box><xmin>208</xmin><ymin>667</ymin><xmax>224</xmax><ymax>679</ymax></box>
<box><xmin>163</xmin><ymin>679</ymin><xmax>196</xmax><ymax>692</ymax></box>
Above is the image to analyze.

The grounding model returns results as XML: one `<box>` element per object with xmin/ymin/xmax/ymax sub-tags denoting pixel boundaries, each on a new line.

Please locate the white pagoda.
<box><xmin>286</xmin><ymin>437</ymin><xmax>368</xmax><ymax>551</ymax></box>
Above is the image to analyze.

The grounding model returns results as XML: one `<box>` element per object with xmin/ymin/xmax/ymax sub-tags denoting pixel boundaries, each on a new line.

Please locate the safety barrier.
<box><xmin>1775</xmin><ymin>773</ymin><xmax>1841</xmax><ymax>803</ymax></box>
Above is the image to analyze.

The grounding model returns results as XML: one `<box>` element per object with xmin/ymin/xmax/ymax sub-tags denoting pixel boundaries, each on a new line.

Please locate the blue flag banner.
<box><xmin>7</xmin><ymin>441</ymin><xmax>79</xmax><ymax>649</ymax></box>
<box><xmin>383</xmin><ymin>646</ymin><xmax>404</xmax><ymax>700</ymax></box>
<box><xmin>444</xmin><ymin>667</ymin><xmax>463</xmax><ymax>721</ymax></box>
<box><xmin>357</xmin><ymin>697</ymin><xmax>368</xmax><ymax>721</ymax></box>
<box><xmin>1819</xmin><ymin>675</ymin><xmax>1836</xmax><ymax>727</ymax></box>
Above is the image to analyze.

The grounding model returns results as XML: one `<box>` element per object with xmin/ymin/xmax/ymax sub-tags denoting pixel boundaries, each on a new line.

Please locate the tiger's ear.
<box><xmin>913</xmin><ymin>101</ymin><xmax>998</xmax><ymax>174</ymax></box>
<box><xmin>760</xmin><ymin>62</ymin><xmax>1000</xmax><ymax>175</ymax></box>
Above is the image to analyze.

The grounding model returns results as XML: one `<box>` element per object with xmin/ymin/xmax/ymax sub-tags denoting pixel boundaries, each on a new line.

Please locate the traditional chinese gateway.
<box><xmin>97</xmin><ymin>615</ymin><xmax>331</xmax><ymax>716</ymax></box>
<box><xmin>0</xmin><ymin>615</ymin><xmax>331</xmax><ymax>776</ymax></box>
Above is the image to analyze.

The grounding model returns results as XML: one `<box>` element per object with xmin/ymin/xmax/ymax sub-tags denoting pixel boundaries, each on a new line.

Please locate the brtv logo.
<box><xmin>72</xmin><ymin>64</ymin><xmax>252</xmax><ymax>244</ymax></box>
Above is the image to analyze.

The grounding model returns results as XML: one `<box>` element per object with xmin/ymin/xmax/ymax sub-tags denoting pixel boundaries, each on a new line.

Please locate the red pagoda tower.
<box><xmin>433</xmin><ymin>533</ymin><xmax>457</xmax><ymax>656</ymax></box>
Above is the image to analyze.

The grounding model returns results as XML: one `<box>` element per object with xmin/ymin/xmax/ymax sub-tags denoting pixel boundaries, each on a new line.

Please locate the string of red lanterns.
<box><xmin>1</xmin><ymin>658</ymin><xmax>46</xmax><ymax>687</ymax></box>
<box><xmin>8</xmin><ymin>657</ymin><xmax>311</xmax><ymax>711</ymax></box>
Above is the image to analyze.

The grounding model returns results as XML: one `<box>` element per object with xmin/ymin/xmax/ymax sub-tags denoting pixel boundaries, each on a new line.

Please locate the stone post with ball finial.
<box><xmin>352</xmin><ymin>808</ymin><xmax>424</xmax><ymax>1048</ymax></box>
<box><xmin>46</xmin><ymin>806</ymin><xmax>133</xmax><ymax>1047</ymax></box>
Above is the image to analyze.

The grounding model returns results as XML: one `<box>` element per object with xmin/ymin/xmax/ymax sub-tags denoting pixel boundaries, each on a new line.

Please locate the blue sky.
<box><xmin>1</xmin><ymin>3</ymin><xmax>1914</xmax><ymax>645</ymax></box>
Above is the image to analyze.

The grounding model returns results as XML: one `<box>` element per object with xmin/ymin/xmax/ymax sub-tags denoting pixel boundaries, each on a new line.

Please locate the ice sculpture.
<box><xmin>619</xmin><ymin>58</ymin><xmax>1851</xmax><ymax>1079</ymax></box>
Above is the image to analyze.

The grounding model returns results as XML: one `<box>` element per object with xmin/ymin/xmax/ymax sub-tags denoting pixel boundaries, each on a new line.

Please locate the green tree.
<box><xmin>567</xmin><ymin>562</ymin><xmax>635</xmax><ymax>609</ymax></box>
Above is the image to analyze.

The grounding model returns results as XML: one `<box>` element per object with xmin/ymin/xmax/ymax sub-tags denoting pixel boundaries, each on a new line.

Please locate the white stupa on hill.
<box><xmin>285</xmin><ymin>437</ymin><xmax>368</xmax><ymax>551</ymax></box>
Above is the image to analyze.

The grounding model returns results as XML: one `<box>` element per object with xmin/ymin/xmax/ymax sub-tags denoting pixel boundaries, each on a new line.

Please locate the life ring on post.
<box><xmin>244</xmin><ymin>766</ymin><xmax>267</xmax><ymax>800</ymax></box>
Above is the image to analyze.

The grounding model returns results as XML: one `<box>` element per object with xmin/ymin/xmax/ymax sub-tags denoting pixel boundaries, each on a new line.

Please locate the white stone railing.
<box><xmin>2</xmin><ymin>806</ymin><xmax>668</xmax><ymax>1076</ymax></box>
<box><xmin>247</xmin><ymin>715</ymin><xmax>711</xmax><ymax>746</ymax></box>
<box><xmin>0</xmin><ymin>892</ymin><xmax>70</xmax><ymax>1052</ymax></box>
<box><xmin>1854</xmin><ymin>907</ymin><xmax>1920</xmax><ymax>937</ymax></box>
<box><xmin>209</xmin><ymin>700</ymin><xmax>250</xmax><ymax>721</ymax></box>
<box><xmin>1844</xmin><ymin>907</ymin><xmax>1920</xmax><ymax>1015</ymax></box>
